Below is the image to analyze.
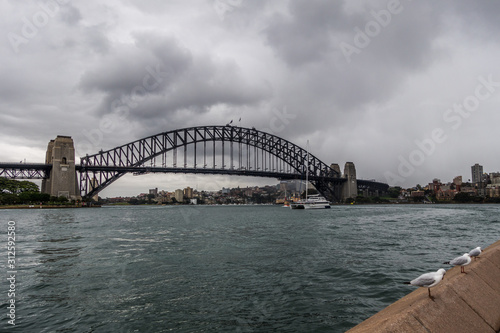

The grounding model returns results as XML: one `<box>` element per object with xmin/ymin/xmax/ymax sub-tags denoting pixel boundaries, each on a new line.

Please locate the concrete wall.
<box><xmin>347</xmin><ymin>239</ymin><xmax>500</xmax><ymax>333</ymax></box>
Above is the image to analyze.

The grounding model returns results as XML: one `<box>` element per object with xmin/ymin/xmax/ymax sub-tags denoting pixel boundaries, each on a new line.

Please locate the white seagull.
<box><xmin>468</xmin><ymin>247</ymin><xmax>482</xmax><ymax>260</ymax></box>
<box><xmin>443</xmin><ymin>253</ymin><xmax>471</xmax><ymax>273</ymax></box>
<box><xmin>403</xmin><ymin>269</ymin><xmax>446</xmax><ymax>299</ymax></box>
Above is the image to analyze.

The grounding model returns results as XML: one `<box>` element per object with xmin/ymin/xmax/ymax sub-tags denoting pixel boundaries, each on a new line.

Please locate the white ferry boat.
<box><xmin>290</xmin><ymin>194</ymin><xmax>331</xmax><ymax>209</ymax></box>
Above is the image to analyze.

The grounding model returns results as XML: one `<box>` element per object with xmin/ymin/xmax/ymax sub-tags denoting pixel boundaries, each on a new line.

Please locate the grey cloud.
<box><xmin>3</xmin><ymin>0</ymin><xmax>500</xmax><ymax>192</ymax></box>
<box><xmin>79</xmin><ymin>32</ymin><xmax>270</xmax><ymax>125</ymax></box>
<box><xmin>450</xmin><ymin>0</ymin><xmax>500</xmax><ymax>35</ymax></box>
<box><xmin>264</xmin><ymin>0</ymin><xmax>352</xmax><ymax>67</ymax></box>
<box><xmin>79</xmin><ymin>34</ymin><xmax>192</xmax><ymax>100</ymax></box>
<box><xmin>261</xmin><ymin>0</ymin><xmax>445</xmax><ymax>116</ymax></box>
<box><xmin>60</xmin><ymin>4</ymin><xmax>82</xmax><ymax>25</ymax></box>
<box><xmin>83</xmin><ymin>25</ymin><xmax>111</xmax><ymax>54</ymax></box>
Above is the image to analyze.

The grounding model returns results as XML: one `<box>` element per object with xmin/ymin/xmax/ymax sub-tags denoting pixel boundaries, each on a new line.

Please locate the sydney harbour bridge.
<box><xmin>0</xmin><ymin>125</ymin><xmax>388</xmax><ymax>202</ymax></box>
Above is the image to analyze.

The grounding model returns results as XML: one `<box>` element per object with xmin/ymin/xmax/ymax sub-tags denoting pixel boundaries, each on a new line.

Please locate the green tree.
<box><xmin>0</xmin><ymin>178</ymin><xmax>18</xmax><ymax>194</ymax></box>
<box><xmin>388</xmin><ymin>187</ymin><xmax>401</xmax><ymax>198</ymax></box>
<box><xmin>355</xmin><ymin>195</ymin><xmax>372</xmax><ymax>204</ymax></box>
<box><xmin>19</xmin><ymin>191</ymin><xmax>36</xmax><ymax>203</ymax></box>
<box><xmin>0</xmin><ymin>193</ymin><xmax>19</xmax><ymax>205</ymax></box>
<box><xmin>17</xmin><ymin>181</ymin><xmax>39</xmax><ymax>193</ymax></box>
<box><xmin>0</xmin><ymin>178</ymin><xmax>42</xmax><ymax>205</ymax></box>
<box><xmin>0</xmin><ymin>178</ymin><xmax>39</xmax><ymax>194</ymax></box>
<box><xmin>345</xmin><ymin>197</ymin><xmax>355</xmax><ymax>204</ymax></box>
<box><xmin>36</xmin><ymin>193</ymin><xmax>51</xmax><ymax>203</ymax></box>
<box><xmin>453</xmin><ymin>192</ymin><xmax>472</xmax><ymax>203</ymax></box>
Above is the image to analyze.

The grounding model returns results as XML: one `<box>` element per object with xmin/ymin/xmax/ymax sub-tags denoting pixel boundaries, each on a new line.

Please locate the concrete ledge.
<box><xmin>347</xmin><ymin>240</ymin><xmax>500</xmax><ymax>333</ymax></box>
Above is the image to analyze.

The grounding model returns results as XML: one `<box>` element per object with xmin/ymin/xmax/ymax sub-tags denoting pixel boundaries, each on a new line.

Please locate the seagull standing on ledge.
<box><xmin>443</xmin><ymin>253</ymin><xmax>471</xmax><ymax>273</ymax></box>
<box><xmin>403</xmin><ymin>269</ymin><xmax>446</xmax><ymax>299</ymax></box>
<box><xmin>469</xmin><ymin>247</ymin><xmax>482</xmax><ymax>260</ymax></box>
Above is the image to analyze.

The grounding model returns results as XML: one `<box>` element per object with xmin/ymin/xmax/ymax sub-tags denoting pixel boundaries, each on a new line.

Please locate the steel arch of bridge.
<box><xmin>79</xmin><ymin>125</ymin><xmax>345</xmax><ymax>200</ymax></box>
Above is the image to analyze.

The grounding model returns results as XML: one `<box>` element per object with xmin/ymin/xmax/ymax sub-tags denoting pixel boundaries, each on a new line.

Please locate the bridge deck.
<box><xmin>0</xmin><ymin>163</ymin><xmax>52</xmax><ymax>179</ymax></box>
<box><xmin>77</xmin><ymin>165</ymin><xmax>346</xmax><ymax>183</ymax></box>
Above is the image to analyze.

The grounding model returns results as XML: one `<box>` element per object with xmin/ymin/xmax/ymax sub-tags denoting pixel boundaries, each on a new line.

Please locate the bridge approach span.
<box><xmin>0</xmin><ymin>163</ymin><xmax>51</xmax><ymax>179</ymax></box>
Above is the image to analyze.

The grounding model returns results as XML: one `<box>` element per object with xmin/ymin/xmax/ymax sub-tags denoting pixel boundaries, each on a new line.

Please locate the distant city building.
<box><xmin>428</xmin><ymin>179</ymin><xmax>441</xmax><ymax>193</ymax></box>
<box><xmin>184</xmin><ymin>186</ymin><xmax>193</xmax><ymax>199</ymax></box>
<box><xmin>174</xmin><ymin>189</ymin><xmax>184</xmax><ymax>202</ymax></box>
<box><xmin>471</xmin><ymin>164</ymin><xmax>483</xmax><ymax>185</ymax></box>
<box><xmin>453</xmin><ymin>176</ymin><xmax>462</xmax><ymax>192</ymax></box>
<box><xmin>490</xmin><ymin>172</ymin><xmax>500</xmax><ymax>185</ymax></box>
<box><xmin>149</xmin><ymin>188</ymin><xmax>158</xmax><ymax>197</ymax></box>
<box><xmin>411</xmin><ymin>190</ymin><xmax>425</xmax><ymax>197</ymax></box>
<box><xmin>460</xmin><ymin>186</ymin><xmax>477</xmax><ymax>195</ymax></box>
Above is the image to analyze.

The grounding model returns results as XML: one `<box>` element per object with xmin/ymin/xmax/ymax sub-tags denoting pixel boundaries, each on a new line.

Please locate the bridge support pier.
<box><xmin>341</xmin><ymin>162</ymin><xmax>357</xmax><ymax>201</ymax></box>
<box><xmin>41</xmin><ymin>136</ymin><xmax>81</xmax><ymax>201</ymax></box>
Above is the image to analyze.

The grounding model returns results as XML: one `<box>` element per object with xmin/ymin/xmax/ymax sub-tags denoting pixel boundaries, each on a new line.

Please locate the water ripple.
<box><xmin>2</xmin><ymin>204</ymin><xmax>500</xmax><ymax>332</ymax></box>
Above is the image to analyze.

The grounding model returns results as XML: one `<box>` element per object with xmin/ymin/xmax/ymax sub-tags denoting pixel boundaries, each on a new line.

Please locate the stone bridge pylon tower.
<box><xmin>330</xmin><ymin>162</ymin><xmax>358</xmax><ymax>201</ymax></box>
<box><xmin>41</xmin><ymin>135</ymin><xmax>81</xmax><ymax>201</ymax></box>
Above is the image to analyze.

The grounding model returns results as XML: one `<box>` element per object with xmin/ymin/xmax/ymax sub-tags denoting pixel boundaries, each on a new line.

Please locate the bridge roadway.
<box><xmin>78</xmin><ymin>165</ymin><xmax>345</xmax><ymax>182</ymax></box>
<box><xmin>0</xmin><ymin>162</ymin><xmax>51</xmax><ymax>179</ymax></box>
<box><xmin>0</xmin><ymin>162</ymin><xmax>387</xmax><ymax>194</ymax></box>
<box><xmin>0</xmin><ymin>162</ymin><xmax>341</xmax><ymax>181</ymax></box>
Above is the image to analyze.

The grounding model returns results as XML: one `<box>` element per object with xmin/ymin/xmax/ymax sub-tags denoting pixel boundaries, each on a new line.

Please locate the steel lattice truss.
<box><xmin>0</xmin><ymin>163</ymin><xmax>51</xmax><ymax>179</ymax></box>
<box><xmin>79</xmin><ymin>125</ymin><xmax>346</xmax><ymax>200</ymax></box>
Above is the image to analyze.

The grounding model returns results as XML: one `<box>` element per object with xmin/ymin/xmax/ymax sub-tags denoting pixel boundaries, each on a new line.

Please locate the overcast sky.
<box><xmin>2</xmin><ymin>0</ymin><xmax>500</xmax><ymax>197</ymax></box>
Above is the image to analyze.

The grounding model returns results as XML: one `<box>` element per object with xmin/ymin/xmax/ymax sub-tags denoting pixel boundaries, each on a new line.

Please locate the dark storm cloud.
<box><xmin>263</xmin><ymin>0</ymin><xmax>444</xmax><ymax>113</ymax></box>
<box><xmin>80</xmin><ymin>34</ymin><xmax>190</xmax><ymax>90</ymax></box>
<box><xmin>2</xmin><ymin>0</ymin><xmax>500</xmax><ymax>192</ymax></box>
<box><xmin>79</xmin><ymin>31</ymin><xmax>270</xmax><ymax>131</ymax></box>
<box><xmin>264</xmin><ymin>1</ymin><xmax>351</xmax><ymax>67</ymax></box>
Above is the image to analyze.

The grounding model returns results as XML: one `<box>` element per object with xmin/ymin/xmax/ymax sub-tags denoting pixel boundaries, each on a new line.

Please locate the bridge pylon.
<box><xmin>342</xmin><ymin>162</ymin><xmax>357</xmax><ymax>200</ymax></box>
<box><xmin>41</xmin><ymin>136</ymin><xmax>81</xmax><ymax>201</ymax></box>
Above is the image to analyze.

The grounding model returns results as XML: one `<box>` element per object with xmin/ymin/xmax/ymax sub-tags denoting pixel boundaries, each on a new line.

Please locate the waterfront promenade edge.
<box><xmin>347</xmin><ymin>239</ymin><xmax>500</xmax><ymax>333</ymax></box>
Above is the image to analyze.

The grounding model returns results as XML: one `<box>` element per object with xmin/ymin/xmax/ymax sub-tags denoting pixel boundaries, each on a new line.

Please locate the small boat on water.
<box><xmin>290</xmin><ymin>194</ymin><xmax>331</xmax><ymax>209</ymax></box>
<box><xmin>290</xmin><ymin>140</ymin><xmax>331</xmax><ymax>210</ymax></box>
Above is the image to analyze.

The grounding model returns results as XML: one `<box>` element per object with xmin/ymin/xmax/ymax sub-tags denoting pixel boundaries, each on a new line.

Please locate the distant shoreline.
<box><xmin>0</xmin><ymin>205</ymin><xmax>101</xmax><ymax>210</ymax></box>
<box><xmin>2</xmin><ymin>201</ymin><xmax>498</xmax><ymax>210</ymax></box>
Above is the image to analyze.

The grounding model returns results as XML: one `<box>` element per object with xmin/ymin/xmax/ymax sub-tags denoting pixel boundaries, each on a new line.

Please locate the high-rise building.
<box><xmin>175</xmin><ymin>189</ymin><xmax>184</xmax><ymax>202</ymax></box>
<box><xmin>471</xmin><ymin>164</ymin><xmax>483</xmax><ymax>184</ymax></box>
<box><xmin>184</xmin><ymin>186</ymin><xmax>193</xmax><ymax>199</ymax></box>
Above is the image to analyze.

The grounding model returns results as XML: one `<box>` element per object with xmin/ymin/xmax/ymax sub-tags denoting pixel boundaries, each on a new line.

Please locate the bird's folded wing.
<box><xmin>411</xmin><ymin>276</ymin><xmax>436</xmax><ymax>287</ymax></box>
<box><xmin>451</xmin><ymin>257</ymin><xmax>467</xmax><ymax>265</ymax></box>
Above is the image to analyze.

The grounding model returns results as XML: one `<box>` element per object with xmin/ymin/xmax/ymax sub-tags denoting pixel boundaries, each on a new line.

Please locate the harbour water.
<box><xmin>1</xmin><ymin>204</ymin><xmax>499</xmax><ymax>332</ymax></box>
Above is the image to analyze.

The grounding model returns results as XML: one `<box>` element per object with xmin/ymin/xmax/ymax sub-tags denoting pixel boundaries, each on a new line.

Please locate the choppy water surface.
<box><xmin>1</xmin><ymin>204</ymin><xmax>499</xmax><ymax>332</ymax></box>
